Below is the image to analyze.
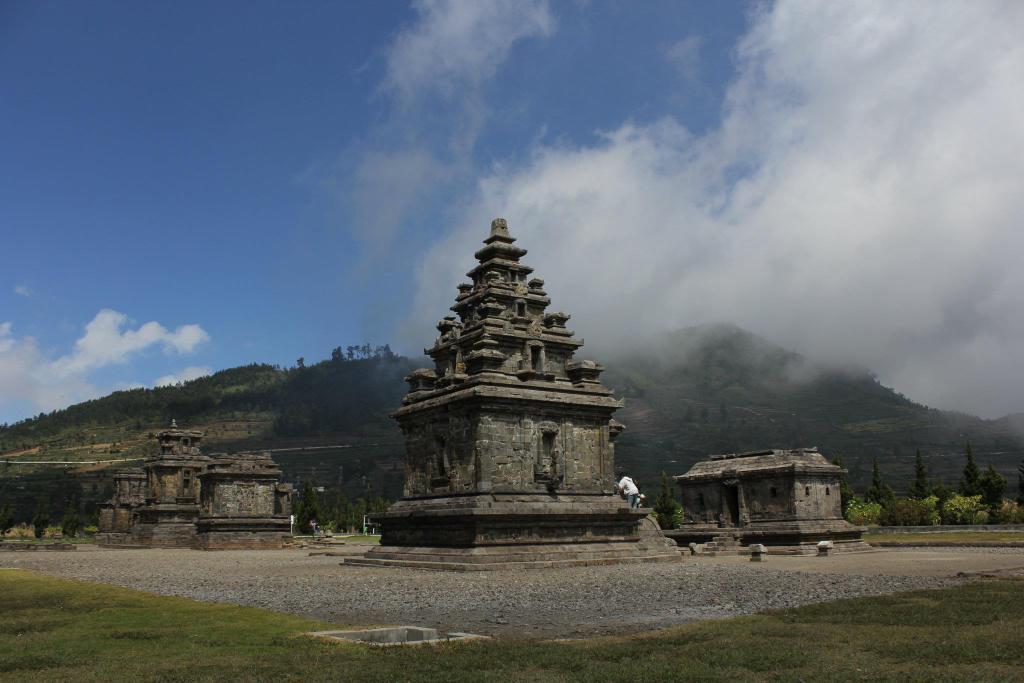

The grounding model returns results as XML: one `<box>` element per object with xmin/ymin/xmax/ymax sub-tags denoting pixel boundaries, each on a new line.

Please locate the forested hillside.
<box><xmin>0</xmin><ymin>345</ymin><xmax>414</xmax><ymax>452</ymax></box>
<box><xmin>603</xmin><ymin>324</ymin><xmax>1024</xmax><ymax>493</ymax></box>
<box><xmin>2</xmin><ymin>328</ymin><xmax>1021</xmax><ymax>524</ymax></box>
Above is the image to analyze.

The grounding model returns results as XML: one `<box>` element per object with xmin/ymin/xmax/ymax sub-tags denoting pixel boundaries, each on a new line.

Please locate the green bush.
<box><xmin>652</xmin><ymin>472</ymin><xmax>683</xmax><ymax>530</ymax></box>
<box><xmin>82</xmin><ymin>524</ymin><xmax>99</xmax><ymax>536</ymax></box>
<box><xmin>941</xmin><ymin>494</ymin><xmax>988</xmax><ymax>525</ymax></box>
<box><xmin>845</xmin><ymin>498</ymin><xmax>882</xmax><ymax>525</ymax></box>
<box><xmin>0</xmin><ymin>502</ymin><xmax>14</xmax><ymax>536</ymax></box>
<box><xmin>992</xmin><ymin>501</ymin><xmax>1024</xmax><ymax>524</ymax></box>
<box><xmin>32</xmin><ymin>502</ymin><xmax>51</xmax><ymax>539</ymax></box>
<box><xmin>978</xmin><ymin>465</ymin><xmax>1007</xmax><ymax>511</ymax></box>
<box><xmin>880</xmin><ymin>496</ymin><xmax>940</xmax><ymax>526</ymax></box>
<box><xmin>61</xmin><ymin>509</ymin><xmax>81</xmax><ymax>538</ymax></box>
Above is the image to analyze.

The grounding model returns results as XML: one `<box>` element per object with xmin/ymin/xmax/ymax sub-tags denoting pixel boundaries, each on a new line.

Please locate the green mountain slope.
<box><xmin>603</xmin><ymin>324</ymin><xmax>1024</xmax><ymax>493</ymax></box>
<box><xmin>2</xmin><ymin>327</ymin><xmax>1021</xmax><ymax>523</ymax></box>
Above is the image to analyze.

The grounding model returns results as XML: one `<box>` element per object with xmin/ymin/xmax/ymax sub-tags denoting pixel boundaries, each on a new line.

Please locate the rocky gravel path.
<box><xmin>1</xmin><ymin>546</ymin><xmax>985</xmax><ymax>638</ymax></box>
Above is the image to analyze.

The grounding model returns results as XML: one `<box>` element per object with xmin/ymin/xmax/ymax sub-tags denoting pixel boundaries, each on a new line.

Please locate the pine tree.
<box><xmin>0</xmin><ymin>502</ymin><xmax>14</xmax><ymax>536</ymax></box>
<box><xmin>960</xmin><ymin>443</ymin><xmax>981</xmax><ymax>496</ymax></box>
<box><xmin>865</xmin><ymin>458</ymin><xmax>894</xmax><ymax>505</ymax></box>
<box><xmin>61</xmin><ymin>507</ymin><xmax>81</xmax><ymax>538</ymax></box>
<box><xmin>832</xmin><ymin>457</ymin><xmax>855</xmax><ymax>513</ymax></box>
<box><xmin>295</xmin><ymin>482</ymin><xmax>321</xmax><ymax>534</ymax></box>
<box><xmin>909</xmin><ymin>449</ymin><xmax>930</xmax><ymax>499</ymax></box>
<box><xmin>978</xmin><ymin>465</ymin><xmax>1007</xmax><ymax>511</ymax></box>
<box><xmin>32</xmin><ymin>499</ymin><xmax>50</xmax><ymax>539</ymax></box>
<box><xmin>653</xmin><ymin>472</ymin><xmax>682</xmax><ymax>530</ymax></box>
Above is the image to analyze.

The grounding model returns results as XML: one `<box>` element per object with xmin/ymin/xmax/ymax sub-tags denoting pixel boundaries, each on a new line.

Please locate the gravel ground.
<box><xmin>3</xmin><ymin>546</ymin><xmax>1006</xmax><ymax>638</ymax></box>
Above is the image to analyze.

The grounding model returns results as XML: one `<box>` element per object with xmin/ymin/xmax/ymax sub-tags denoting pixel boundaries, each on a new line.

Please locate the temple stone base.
<box><xmin>195</xmin><ymin>516</ymin><xmax>292</xmax><ymax>550</ymax></box>
<box><xmin>665</xmin><ymin>519</ymin><xmax>873</xmax><ymax>555</ymax></box>
<box><xmin>347</xmin><ymin>495</ymin><xmax>682</xmax><ymax>570</ymax></box>
<box><xmin>94</xmin><ymin>532</ymin><xmax>143</xmax><ymax>548</ymax></box>
<box><xmin>131</xmin><ymin>519</ymin><xmax>200</xmax><ymax>548</ymax></box>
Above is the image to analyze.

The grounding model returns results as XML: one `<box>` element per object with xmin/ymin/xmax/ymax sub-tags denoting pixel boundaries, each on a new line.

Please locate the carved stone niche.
<box><xmin>534</xmin><ymin>421</ymin><xmax>563</xmax><ymax>490</ymax></box>
<box><xmin>517</xmin><ymin>339</ymin><xmax>547</xmax><ymax>380</ymax></box>
<box><xmin>477</xmin><ymin>297</ymin><xmax>505</xmax><ymax>320</ymax></box>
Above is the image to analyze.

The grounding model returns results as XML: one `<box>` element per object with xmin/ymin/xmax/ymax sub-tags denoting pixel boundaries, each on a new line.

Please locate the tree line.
<box><xmin>841</xmin><ymin>444</ymin><xmax>1024</xmax><ymax>526</ymax></box>
<box><xmin>647</xmin><ymin>444</ymin><xmax>1024</xmax><ymax>530</ymax></box>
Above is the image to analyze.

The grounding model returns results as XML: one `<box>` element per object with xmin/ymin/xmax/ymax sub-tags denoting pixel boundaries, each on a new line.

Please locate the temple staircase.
<box><xmin>702</xmin><ymin>531</ymin><xmax>743</xmax><ymax>556</ymax></box>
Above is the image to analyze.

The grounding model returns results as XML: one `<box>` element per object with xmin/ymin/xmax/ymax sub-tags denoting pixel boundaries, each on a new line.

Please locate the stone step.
<box><xmin>342</xmin><ymin>552</ymin><xmax>683</xmax><ymax>571</ymax></box>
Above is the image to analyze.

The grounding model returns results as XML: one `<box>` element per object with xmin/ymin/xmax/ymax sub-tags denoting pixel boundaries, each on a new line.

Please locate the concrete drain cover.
<box><xmin>308</xmin><ymin>626</ymin><xmax>488</xmax><ymax>647</ymax></box>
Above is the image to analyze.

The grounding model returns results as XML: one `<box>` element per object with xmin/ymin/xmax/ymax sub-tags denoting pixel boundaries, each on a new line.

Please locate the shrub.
<box><xmin>32</xmin><ymin>503</ymin><xmax>50</xmax><ymax>539</ymax></box>
<box><xmin>0</xmin><ymin>502</ymin><xmax>14</xmax><ymax>536</ymax></box>
<box><xmin>82</xmin><ymin>524</ymin><xmax>99</xmax><ymax>536</ymax></box>
<box><xmin>881</xmin><ymin>496</ymin><xmax>940</xmax><ymax>526</ymax></box>
<box><xmin>993</xmin><ymin>501</ymin><xmax>1024</xmax><ymax>524</ymax></box>
<box><xmin>978</xmin><ymin>465</ymin><xmax>1007</xmax><ymax>511</ymax></box>
<box><xmin>8</xmin><ymin>523</ymin><xmax>34</xmax><ymax>539</ymax></box>
<box><xmin>61</xmin><ymin>510</ymin><xmax>81</xmax><ymax>538</ymax></box>
<box><xmin>845</xmin><ymin>498</ymin><xmax>882</xmax><ymax>526</ymax></box>
<box><xmin>653</xmin><ymin>472</ymin><xmax>683</xmax><ymax>530</ymax></box>
<box><xmin>43</xmin><ymin>526</ymin><xmax>63</xmax><ymax>538</ymax></box>
<box><xmin>941</xmin><ymin>494</ymin><xmax>988</xmax><ymax>525</ymax></box>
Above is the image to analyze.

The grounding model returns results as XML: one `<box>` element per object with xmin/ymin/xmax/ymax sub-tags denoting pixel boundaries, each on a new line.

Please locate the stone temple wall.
<box><xmin>97</xmin><ymin>426</ymin><xmax>292</xmax><ymax>550</ymax></box>
<box><xmin>351</xmin><ymin>218</ymin><xmax>681</xmax><ymax>569</ymax></box>
<box><xmin>670</xmin><ymin>448</ymin><xmax>868</xmax><ymax>554</ymax></box>
<box><xmin>202</xmin><ymin>481</ymin><xmax>277</xmax><ymax>516</ymax></box>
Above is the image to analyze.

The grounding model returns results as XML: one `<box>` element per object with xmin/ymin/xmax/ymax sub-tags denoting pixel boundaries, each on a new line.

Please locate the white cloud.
<box><xmin>330</xmin><ymin>0</ymin><xmax>557</xmax><ymax>251</ymax></box>
<box><xmin>406</xmin><ymin>1</ymin><xmax>1024</xmax><ymax>418</ymax></box>
<box><xmin>383</xmin><ymin>0</ymin><xmax>555</xmax><ymax>104</ymax></box>
<box><xmin>13</xmin><ymin>285</ymin><xmax>32</xmax><ymax>298</ymax></box>
<box><xmin>663</xmin><ymin>35</ymin><xmax>702</xmax><ymax>82</ymax></box>
<box><xmin>347</xmin><ymin>147</ymin><xmax>453</xmax><ymax>246</ymax></box>
<box><xmin>49</xmin><ymin>309</ymin><xmax>208</xmax><ymax>378</ymax></box>
<box><xmin>155</xmin><ymin>366</ymin><xmax>212</xmax><ymax>388</ymax></box>
<box><xmin>0</xmin><ymin>310</ymin><xmax>210</xmax><ymax>420</ymax></box>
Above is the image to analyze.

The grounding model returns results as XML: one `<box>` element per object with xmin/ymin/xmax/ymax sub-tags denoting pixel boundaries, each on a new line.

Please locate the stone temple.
<box><xmin>348</xmin><ymin>218</ymin><xmax>680</xmax><ymax>570</ymax></box>
<box><xmin>97</xmin><ymin>422</ymin><xmax>293</xmax><ymax>549</ymax></box>
<box><xmin>668</xmin><ymin>447</ymin><xmax>870</xmax><ymax>554</ymax></box>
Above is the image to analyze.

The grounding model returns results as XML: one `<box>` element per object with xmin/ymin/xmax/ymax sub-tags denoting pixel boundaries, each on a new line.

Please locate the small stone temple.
<box><xmin>97</xmin><ymin>422</ymin><xmax>293</xmax><ymax>549</ymax></box>
<box><xmin>668</xmin><ymin>447</ymin><xmax>870</xmax><ymax>554</ymax></box>
<box><xmin>96</xmin><ymin>470</ymin><xmax>146</xmax><ymax>540</ymax></box>
<box><xmin>348</xmin><ymin>218</ymin><xmax>680</xmax><ymax>570</ymax></box>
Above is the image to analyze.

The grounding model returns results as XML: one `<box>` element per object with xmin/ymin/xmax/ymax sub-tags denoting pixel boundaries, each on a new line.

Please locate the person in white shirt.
<box><xmin>616</xmin><ymin>472</ymin><xmax>641</xmax><ymax>508</ymax></box>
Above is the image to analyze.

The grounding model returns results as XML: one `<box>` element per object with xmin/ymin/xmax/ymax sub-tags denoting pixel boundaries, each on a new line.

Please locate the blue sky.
<box><xmin>2</xmin><ymin>1</ymin><xmax>1023</xmax><ymax>422</ymax></box>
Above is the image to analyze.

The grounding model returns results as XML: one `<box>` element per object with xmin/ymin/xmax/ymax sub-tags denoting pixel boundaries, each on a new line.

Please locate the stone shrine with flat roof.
<box><xmin>668</xmin><ymin>447</ymin><xmax>870</xmax><ymax>554</ymax></box>
<box><xmin>348</xmin><ymin>218</ymin><xmax>680</xmax><ymax>570</ymax></box>
<box><xmin>97</xmin><ymin>422</ymin><xmax>293</xmax><ymax>549</ymax></box>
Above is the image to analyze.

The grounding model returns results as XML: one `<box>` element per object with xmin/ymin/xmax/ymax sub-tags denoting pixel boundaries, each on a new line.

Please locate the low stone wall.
<box><xmin>0</xmin><ymin>542</ymin><xmax>76</xmax><ymax>551</ymax></box>
<box><xmin>869</xmin><ymin>524</ymin><xmax>1024</xmax><ymax>534</ymax></box>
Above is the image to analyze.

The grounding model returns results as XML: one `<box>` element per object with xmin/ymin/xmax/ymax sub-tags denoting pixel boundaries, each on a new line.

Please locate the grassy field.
<box><xmin>863</xmin><ymin>531</ymin><xmax>1024</xmax><ymax>545</ymax></box>
<box><xmin>2</xmin><ymin>569</ymin><xmax>1023</xmax><ymax>682</ymax></box>
<box><xmin>336</xmin><ymin>534</ymin><xmax>381</xmax><ymax>544</ymax></box>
